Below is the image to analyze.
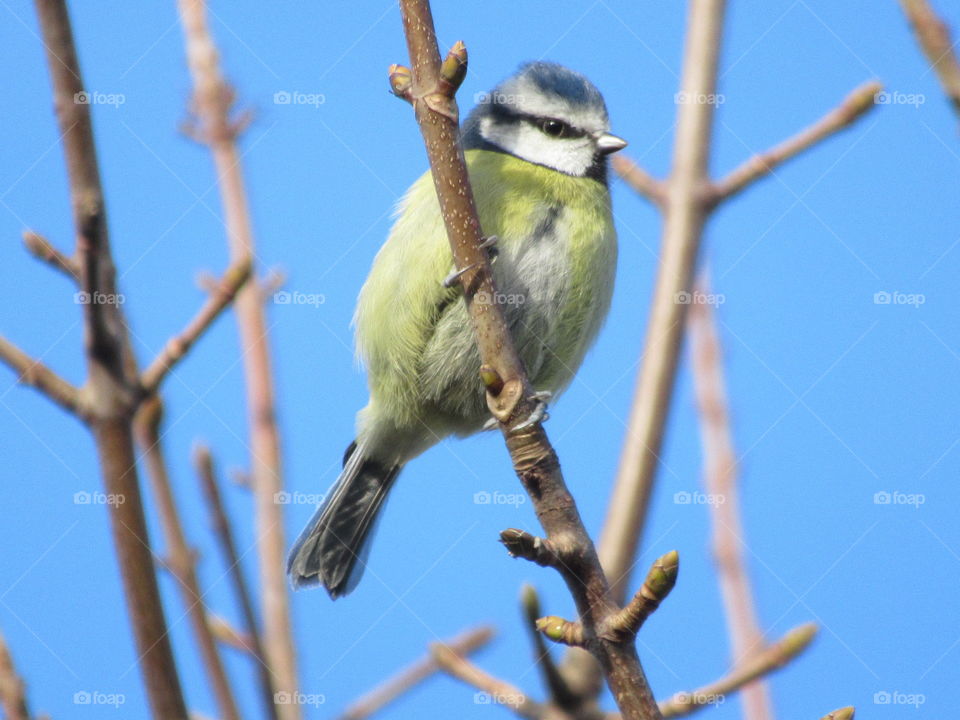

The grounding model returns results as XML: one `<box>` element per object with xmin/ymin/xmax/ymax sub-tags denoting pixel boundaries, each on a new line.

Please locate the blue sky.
<box><xmin>1</xmin><ymin>0</ymin><xmax>958</xmax><ymax>718</ymax></box>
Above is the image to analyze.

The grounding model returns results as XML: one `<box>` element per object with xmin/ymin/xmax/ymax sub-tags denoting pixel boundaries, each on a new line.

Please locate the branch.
<box><xmin>819</xmin><ymin>707</ymin><xmax>854</xmax><ymax>720</ymax></box>
<box><xmin>338</xmin><ymin>626</ymin><xmax>494</xmax><ymax>720</ymax></box>
<box><xmin>32</xmin><ymin>2</ymin><xmax>188</xmax><ymax>717</ymax></box>
<box><xmin>0</xmin><ymin>632</ymin><xmax>31</xmax><ymax>720</ymax></box>
<box><xmin>657</xmin><ymin>623</ymin><xmax>817</xmax><ymax>718</ymax></box>
<box><xmin>899</xmin><ymin>0</ymin><xmax>960</xmax><ymax>119</ymax></box>
<box><xmin>135</xmin><ymin>398</ymin><xmax>240</xmax><ymax>720</ymax></box>
<box><xmin>139</xmin><ymin>257</ymin><xmax>251</xmax><ymax>395</ymax></box>
<box><xmin>431</xmin><ymin>642</ymin><xmax>544</xmax><ymax>720</ymax></box>
<box><xmin>395</xmin><ymin>2</ymin><xmax>664</xmax><ymax>717</ymax></box>
<box><xmin>176</xmin><ymin>2</ymin><xmax>299</xmax><ymax>714</ymax></box>
<box><xmin>0</xmin><ymin>337</ymin><xmax>81</xmax><ymax>417</ymax></box>
<box><xmin>520</xmin><ymin>586</ymin><xmax>579</xmax><ymax>710</ymax></box>
<box><xmin>606</xmin><ymin>551</ymin><xmax>678</xmax><ymax>641</ymax></box>
<box><xmin>709</xmin><ymin>80</ymin><xmax>882</xmax><ymax>204</ymax></box>
<box><xmin>688</xmin><ymin>277</ymin><xmax>771</xmax><ymax>719</ymax></box>
<box><xmin>612</xmin><ymin>158</ymin><xmax>668</xmax><ymax>208</ymax></box>
<box><xmin>23</xmin><ymin>230</ymin><xmax>79</xmax><ymax>280</ymax></box>
<box><xmin>194</xmin><ymin>444</ymin><xmax>278</xmax><ymax>720</ymax></box>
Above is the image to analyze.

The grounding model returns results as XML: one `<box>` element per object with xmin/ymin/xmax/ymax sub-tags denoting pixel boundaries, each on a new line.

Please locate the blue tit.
<box><xmin>288</xmin><ymin>61</ymin><xmax>626</xmax><ymax>597</ymax></box>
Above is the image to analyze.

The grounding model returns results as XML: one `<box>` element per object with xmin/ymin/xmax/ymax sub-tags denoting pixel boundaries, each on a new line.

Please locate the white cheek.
<box><xmin>480</xmin><ymin>118</ymin><xmax>595</xmax><ymax>176</ymax></box>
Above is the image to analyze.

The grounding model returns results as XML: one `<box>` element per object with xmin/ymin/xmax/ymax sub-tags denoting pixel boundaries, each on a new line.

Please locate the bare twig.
<box><xmin>176</xmin><ymin>2</ymin><xmax>299</xmax><ymax>715</ymax></box>
<box><xmin>395</xmin><ymin>2</ymin><xmax>665</xmax><ymax>717</ymax></box>
<box><xmin>194</xmin><ymin>444</ymin><xmax>278</xmax><ymax>720</ymax></box>
<box><xmin>135</xmin><ymin>397</ymin><xmax>240</xmax><ymax>720</ymax></box>
<box><xmin>818</xmin><ymin>707</ymin><xmax>854</xmax><ymax>720</ymax></box>
<box><xmin>612</xmin><ymin>159</ymin><xmax>668</xmax><ymax>208</ymax></box>
<box><xmin>708</xmin><ymin>81</ymin><xmax>882</xmax><ymax>204</ymax></box>
<box><xmin>0</xmin><ymin>337</ymin><xmax>81</xmax><ymax>417</ymax></box>
<box><xmin>208</xmin><ymin>614</ymin><xmax>256</xmax><ymax>653</ymax></box>
<box><xmin>338</xmin><ymin>626</ymin><xmax>494</xmax><ymax>720</ymax></box>
<box><xmin>899</xmin><ymin>0</ymin><xmax>960</xmax><ymax>119</ymax></box>
<box><xmin>657</xmin><ymin>624</ymin><xmax>817</xmax><ymax>718</ymax></box>
<box><xmin>688</xmin><ymin>279</ymin><xmax>771</xmax><ymax>719</ymax></box>
<box><xmin>520</xmin><ymin>586</ymin><xmax>578</xmax><ymax>710</ymax></box>
<box><xmin>431</xmin><ymin>642</ymin><xmax>544</xmax><ymax>720</ymax></box>
<box><xmin>140</xmin><ymin>257</ymin><xmax>252</xmax><ymax>395</ymax></box>
<box><xmin>0</xmin><ymin>631</ymin><xmax>31</xmax><ymax>720</ymax></box>
<box><xmin>32</xmin><ymin>2</ymin><xmax>188</xmax><ymax>717</ymax></box>
<box><xmin>22</xmin><ymin>230</ymin><xmax>79</xmax><ymax>280</ymax></box>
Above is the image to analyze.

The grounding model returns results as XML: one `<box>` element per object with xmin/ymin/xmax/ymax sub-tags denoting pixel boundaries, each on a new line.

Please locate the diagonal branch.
<box><xmin>657</xmin><ymin>623</ymin><xmax>817</xmax><ymax>718</ymax></box>
<box><xmin>139</xmin><ymin>257</ymin><xmax>251</xmax><ymax>395</ymax></box>
<box><xmin>708</xmin><ymin>81</ymin><xmax>882</xmax><ymax>205</ymax></box>
<box><xmin>688</xmin><ymin>277</ymin><xmax>772</xmax><ymax>719</ymax></box>
<box><xmin>0</xmin><ymin>337</ymin><xmax>82</xmax><ymax>417</ymax></box>
<box><xmin>431</xmin><ymin>642</ymin><xmax>544</xmax><ymax>720</ymax></box>
<box><xmin>32</xmin><ymin>2</ymin><xmax>188</xmax><ymax>718</ymax></box>
<box><xmin>395</xmin><ymin>2</ymin><xmax>665</xmax><ymax>718</ymax></box>
<box><xmin>338</xmin><ymin>626</ymin><xmax>494</xmax><ymax>720</ymax></box>
<box><xmin>176</xmin><ymin>2</ymin><xmax>299</xmax><ymax>715</ymax></box>
<box><xmin>613</xmin><ymin>159</ymin><xmax>668</xmax><ymax>208</ymax></box>
<box><xmin>899</xmin><ymin>0</ymin><xmax>960</xmax><ymax>119</ymax></box>
<box><xmin>135</xmin><ymin>397</ymin><xmax>241</xmax><ymax>720</ymax></box>
<box><xmin>23</xmin><ymin>230</ymin><xmax>79</xmax><ymax>280</ymax></box>
<box><xmin>0</xmin><ymin>631</ymin><xmax>31</xmax><ymax>720</ymax></box>
<box><xmin>194</xmin><ymin>444</ymin><xmax>278</xmax><ymax>720</ymax></box>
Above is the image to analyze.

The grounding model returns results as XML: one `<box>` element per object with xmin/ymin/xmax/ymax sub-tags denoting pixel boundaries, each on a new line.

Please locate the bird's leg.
<box><xmin>512</xmin><ymin>391</ymin><xmax>552</xmax><ymax>432</ymax></box>
<box><xmin>440</xmin><ymin>236</ymin><xmax>499</xmax><ymax>288</ymax></box>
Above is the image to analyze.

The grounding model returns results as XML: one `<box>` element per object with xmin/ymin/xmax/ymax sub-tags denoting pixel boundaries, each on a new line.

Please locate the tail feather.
<box><xmin>287</xmin><ymin>441</ymin><xmax>401</xmax><ymax>598</ymax></box>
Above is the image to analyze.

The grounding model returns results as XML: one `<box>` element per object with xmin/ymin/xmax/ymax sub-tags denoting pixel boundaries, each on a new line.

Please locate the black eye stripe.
<box><xmin>482</xmin><ymin>103</ymin><xmax>587</xmax><ymax>139</ymax></box>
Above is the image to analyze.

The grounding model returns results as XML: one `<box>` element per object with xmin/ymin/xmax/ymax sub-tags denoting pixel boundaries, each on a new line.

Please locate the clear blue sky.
<box><xmin>1</xmin><ymin>1</ymin><xmax>958</xmax><ymax>718</ymax></box>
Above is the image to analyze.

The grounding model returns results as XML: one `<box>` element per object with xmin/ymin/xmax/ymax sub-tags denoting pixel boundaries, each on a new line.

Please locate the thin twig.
<box><xmin>0</xmin><ymin>337</ymin><xmax>81</xmax><ymax>417</ymax></box>
<box><xmin>395</xmin><ymin>2</ymin><xmax>665</xmax><ymax>717</ymax></box>
<box><xmin>612</xmin><ymin>158</ymin><xmax>668</xmax><ymax>208</ymax></box>
<box><xmin>688</xmin><ymin>277</ymin><xmax>771</xmax><ymax>719</ymax></box>
<box><xmin>899</xmin><ymin>0</ymin><xmax>960</xmax><ymax>119</ymax></box>
<box><xmin>431</xmin><ymin>643</ymin><xmax>544</xmax><ymax>720</ymax></box>
<box><xmin>176</xmin><ymin>2</ymin><xmax>299</xmax><ymax>716</ymax></box>
<box><xmin>135</xmin><ymin>397</ymin><xmax>240</xmax><ymax>720</ymax></box>
<box><xmin>338</xmin><ymin>626</ymin><xmax>494</xmax><ymax>720</ymax></box>
<box><xmin>708</xmin><ymin>81</ymin><xmax>882</xmax><ymax>204</ymax></box>
<box><xmin>657</xmin><ymin>624</ymin><xmax>817</xmax><ymax>718</ymax></box>
<box><xmin>0</xmin><ymin>631</ymin><xmax>31</xmax><ymax>720</ymax></box>
<box><xmin>22</xmin><ymin>230</ymin><xmax>79</xmax><ymax>280</ymax></box>
<box><xmin>520</xmin><ymin>586</ymin><xmax>579</xmax><ymax>710</ymax></box>
<box><xmin>140</xmin><ymin>257</ymin><xmax>251</xmax><ymax>395</ymax></box>
<box><xmin>195</xmin><ymin>444</ymin><xmax>278</xmax><ymax>720</ymax></box>
<box><xmin>32</xmin><ymin>2</ymin><xmax>189</xmax><ymax>717</ymax></box>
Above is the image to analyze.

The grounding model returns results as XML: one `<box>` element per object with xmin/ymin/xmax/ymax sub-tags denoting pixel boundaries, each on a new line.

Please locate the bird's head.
<box><xmin>462</xmin><ymin>61</ymin><xmax>627</xmax><ymax>180</ymax></box>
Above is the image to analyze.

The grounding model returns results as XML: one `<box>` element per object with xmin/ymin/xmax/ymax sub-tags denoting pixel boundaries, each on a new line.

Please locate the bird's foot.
<box><xmin>440</xmin><ymin>237</ymin><xmax>500</xmax><ymax>288</ymax></box>
<box><xmin>512</xmin><ymin>391</ymin><xmax>552</xmax><ymax>432</ymax></box>
<box><xmin>479</xmin><ymin>235</ymin><xmax>499</xmax><ymax>263</ymax></box>
<box><xmin>442</xmin><ymin>262</ymin><xmax>479</xmax><ymax>288</ymax></box>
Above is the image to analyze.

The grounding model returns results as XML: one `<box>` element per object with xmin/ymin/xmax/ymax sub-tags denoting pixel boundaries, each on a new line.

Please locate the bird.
<box><xmin>287</xmin><ymin>61</ymin><xmax>627</xmax><ymax>597</ymax></box>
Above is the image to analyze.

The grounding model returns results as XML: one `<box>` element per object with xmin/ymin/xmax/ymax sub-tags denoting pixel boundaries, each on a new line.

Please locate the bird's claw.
<box><xmin>480</xmin><ymin>235</ymin><xmax>499</xmax><ymax>263</ymax></box>
<box><xmin>512</xmin><ymin>391</ymin><xmax>552</xmax><ymax>432</ymax></box>
<box><xmin>442</xmin><ymin>262</ymin><xmax>479</xmax><ymax>288</ymax></box>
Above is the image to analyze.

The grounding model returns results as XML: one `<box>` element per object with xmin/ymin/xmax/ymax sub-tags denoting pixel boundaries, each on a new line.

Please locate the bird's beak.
<box><xmin>596</xmin><ymin>132</ymin><xmax>628</xmax><ymax>155</ymax></box>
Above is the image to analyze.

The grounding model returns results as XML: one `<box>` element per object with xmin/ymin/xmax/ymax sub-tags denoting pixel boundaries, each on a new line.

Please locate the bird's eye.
<box><xmin>540</xmin><ymin>119</ymin><xmax>569</xmax><ymax>138</ymax></box>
